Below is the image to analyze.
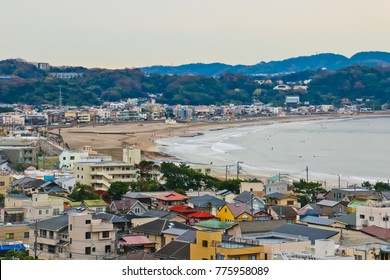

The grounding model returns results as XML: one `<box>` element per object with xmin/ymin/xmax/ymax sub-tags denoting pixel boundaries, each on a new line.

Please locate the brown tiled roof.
<box><xmin>361</xmin><ymin>226</ymin><xmax>390</xmax><ymax>240</ymax></box>
<box><xmin>226</xmin><ymin>202</ymin><xmax>251</xmax><ymax>218</ymax></box>
<box><xmin>119</xmin><ymin>235</ymin><xmax>156</xmax><ymax>246</ymax></box>
<box><xmin>154</xmin><ymin>192</ymin><xmax>189</xmax><ymax>201</ymax></box>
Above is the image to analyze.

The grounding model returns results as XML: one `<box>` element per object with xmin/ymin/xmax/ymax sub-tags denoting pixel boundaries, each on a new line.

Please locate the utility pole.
<box><xmin>306</xmin><ymin>166</ymin><xmax>309</xmax><ymax>182</ymax></box>
<box><xmin>236</xmin><ymin>161</ymin><xmax>242</xmax><ymax>179</ymax></box>
<box><xmin>250</xmin><ymin>192</ymin><xmax>254</xmax><ymax>222</ymax></box>
<box><xmin>59</xmin><ymin>85</ymin><xmax>63</xmax><ymax>108</ymax></box>
<box><xmin>34</xmin><ymin>220</ymin><xmax>38</xmax><ymax>259</ymax></box>
<box><xmin>225</xmin><ymin>165</ymin><xmax>228</xmax><ymax>181</ymax></box>
<box><xmin>338</xmin><ymin>174</ymin><xmax>341</xmax><ymax>189</ymax></box>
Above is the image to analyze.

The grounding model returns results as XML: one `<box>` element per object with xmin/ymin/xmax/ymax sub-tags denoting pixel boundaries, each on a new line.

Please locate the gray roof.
<box><xmin>154</xmin><ymin>240</ymin><xmax>190</xmax><ymax>260</ymax></box>
<box><xmin>141</xmin><ymin>209</ymin><xmax>177</xmax><ymax>219</ymax></box>
<box><xmin>300</xmin><ymin>216</ymin><xmax>338</xmax><ymax>226</ymax></box>
<box><xmin>6</xmin><ymin>193</ymin><xmax>29</xmax><ymax>199</ymax></box>
<box><xmin>175</xmin><ymin>229</ymin><xmax>197</xmax><ymax>243</ymax></box>
<box><xmin>240</xmin><ymin>220</ymin><xmax>287</xmax><ymax>234</ymax></box>
<box><xmin>31</xmin><ymin>215</ymin><xmax>68</xmax><ymax>231</ymax></box>
<box><xmin>333</xmin><ymin>213</ymin><xmax>357</xmax><ymax>227</ymax></box>
<box><xmin>123</xmin><ymin>192</ymin><xmax>151</xmax><ymax>200</ymax></box>
<box><xmin>216</xmin><ymin>189</ymin><xmax>232</xmax><ymax>196</ymax></box>
<box><xmin>265</xmin><ymin>192</ymin><xmax>289</xmax><ymax>199</ymax></box>
<box><xmin>161</xmin><ymin>227</ymin><xmax>189</xmax><ymax>236</ymax></box>
<box><xmin>234</xmin><ymin>191</ymin><xmax>254</xmax><ymax>203</ymax></box>
<box><xmin>188</xmin><ymin>194</ymin><xmax>226</xmax><ymax>207</ymax></box>
<box><xmin>317</xmin><ymin>199</ymin><xmax>340</xmax><ymax>207</ymax></box>
<box><xmin>92</xmin><ymin>213</ymin><xmax>127</xmax><ymax>223</ymax></box>
<box><xmin>55</xmin><ymin>177</ymin><xmax>75</xmax><ymax>183</ymax></box>
<box><xmin>382</xmin><ymin>191</ymin><xmax>390</xmax><ymax>200</ymax></box>
<box><xmin>272</xmin><ymin>224</ymin><xmax>339</xmax><ymax>244</ymax></box>
<box><xmin>131</xmin><ymin>219</ymin><xmax>194</xmax><ymax>235</ymax></box>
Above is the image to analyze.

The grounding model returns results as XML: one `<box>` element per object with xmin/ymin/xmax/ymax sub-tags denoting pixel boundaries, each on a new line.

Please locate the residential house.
<box><xmin>118</xmin><ymin>235</ymin><xmax>156</xmax><ymax>253</ymax></box>
<box><xmin>347</xmin><ymin>198</ymin><xmax>373</xmax><ymax>213</ymax></box>
<box><xmin>190</xmin><ymin>230</ymin><xmax>265</xmax><ymax>260</ymax></box>
<box><xmin>333</xmin><ymin>213</ymin><xmax>357</xmax><ymax>230</ymax></box>
<box><xmin>217</xmin><ymin>202</ymin><xmax>253</xmax><ymax>222</ymax></box>
<box><xmin>83</xmin><ymin>199</ymin><xmax>107</xmax><ymax>213</ymax></box>
<box><xmin>264</xmin><ymin>182</ymin><xmax>289</xmax><ymax>195</ymax></box>
<box><xmin>130</xmin><ymin>219</ymin><xmax>194</xmax><ymax>250</ymax></box>
<box><xmin>299</xmin><ymin>216</ymin><xmax>347</xmax><ymax>229</ymax></box>
<box><xmin>187</xmin><ymin>194</ymin><xmax>226</xmax><ymax>216</ymax></box>
<box><xmin>215</xmin><ymin>189</ymin><xmax>236</xmax><ymax>203</ymax></box>
<box><xmin>187</xmin><ymin>211</ymin><xmax>215</xmax><ymax>225</ymax></box>
<box><xmin>110</xmin><ymin>198</ymin><xmax>148</xmax><ymax>215</ymax></box>
<box><xmin>381</xmin><ymin>191</ymin><xmax>390</xmax><ymax>202</ymax></box>
<box><xmin>54</xmin><ymin>177</ymin><xmax>76</xmax><ymax>193</ymax></box>
<box><xmin>73</xmin><ymin>161</ymin><xmax>138</xmax><ymax>190</ymax></box>
<box><xmin>168</xmin><ymin>204</ymin><xmax>197</xmax><ymax>217</ymax></box>
<box><xmin>265</xmin><ymin>192</ymin><xmax>298</xmax><ymax>207</ymax></box>
<box><xmin>267</xmin><ymin>206</ymin><xmax>299</xmax><ymax>223</ymax></box>
<box><xmin>10</xmin><ymin>177</ymin><xmax>47</xmax><ymax>194</ymax></box>
<box><xmin>122</xmin><ymin>192</ymin><xmax>152</xmax><ymax>206</ymax></box>
<box><xmin>361</xmin><ymin>226</ymin><xmax>390</xmax><ymax>242</ymax></box>
<box><xmin>324</xmin><ymin>187</ymin><xmax>375</xmax><ymax>202</ymax></box>
<box><xmin>1</xmin><ymin>193</ymin><xmax>29</xmax><ymax>223</ymax></box>
<box><xmin>151</xmin><ymin>192</ymin><xmax>189</xmax><ymax>210</ymax></box>
<box><xmin>316</xmin><ymin>199</ymin><xmax>347</xmax><ymax>217</ymax></box>
<box><xmin>233</xmin><ymin>191</ymin><xmax>265</xmax><ymax>214</ymax></box>
<box><xmin>240</xmin><ymin>182</ymin><xmax>264</xmax><ymax>194</ymax></box>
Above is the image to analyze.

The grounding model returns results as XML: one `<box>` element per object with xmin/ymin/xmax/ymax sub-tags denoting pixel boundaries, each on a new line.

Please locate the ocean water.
<box><xmin>156</xmin><ymin>117</ymin><xmax>390</xmax><ymax>186</ymax></box>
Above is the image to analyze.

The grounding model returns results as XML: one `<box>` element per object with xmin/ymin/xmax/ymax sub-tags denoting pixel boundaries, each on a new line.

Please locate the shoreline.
<box><xmin>59</xmin><ymin>112</ymin><xmax>390</xmax><ymax>161</ymax></box>
<box><xmin>59</xmin><ymin>112</ymin><xmax>390</xmax><ymax>184</ymax></box>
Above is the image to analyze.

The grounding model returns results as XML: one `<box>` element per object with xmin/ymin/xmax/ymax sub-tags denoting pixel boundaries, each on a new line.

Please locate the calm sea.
<box><xmin>156</xmin><ymin>117</ymin><xmax>390</xmax><ymax>187</ymax></box>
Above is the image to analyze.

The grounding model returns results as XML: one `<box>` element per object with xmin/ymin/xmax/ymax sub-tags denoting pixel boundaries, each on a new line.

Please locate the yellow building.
<box><xmin>265</xmin><ymin>192</ymin><xmax>298</xmax><ymax>207</ymax></box>
<box><xmin>0</xmin><ymin>223</ymin><xmax>30</xmax><ymax>244</ymax></box>
<box><xmin>217</xmin><ymin>202</ymin><xmax>253</xmax><ymax>222</ymax></box>
<box><xmin>0</xmin><ymin>172</ymin><xmax>11</xmax><ymax>195</ymax></box>
<box><xmin>190</xmin><ymin>230</ymin><xmax>264</xmax><ymax>260</ymax></box>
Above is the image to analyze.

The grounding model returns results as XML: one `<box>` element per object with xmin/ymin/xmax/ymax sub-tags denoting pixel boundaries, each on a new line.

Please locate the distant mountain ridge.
<box><xmin>141</xmin><ymin>51</ymin><xmax>390</xmax><ymax>76</ymax></box>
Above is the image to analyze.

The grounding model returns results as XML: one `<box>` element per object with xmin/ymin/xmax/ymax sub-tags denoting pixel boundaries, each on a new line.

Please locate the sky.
<box><xmin>1</xmin><ymin>0</ymin><xmax>389</xmax><ymax>69</ymax></box>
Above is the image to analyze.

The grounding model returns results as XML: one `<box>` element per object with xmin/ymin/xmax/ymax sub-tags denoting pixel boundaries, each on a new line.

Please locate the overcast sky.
<box><xmin>1</xmin><ymin>0</ymin><xmax>389</xmax><ymax>68</ymax></box>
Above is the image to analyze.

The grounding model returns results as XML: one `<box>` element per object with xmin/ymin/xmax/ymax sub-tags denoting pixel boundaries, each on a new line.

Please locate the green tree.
<box><xmin>68</xmin><ymin>183</ymin><xmax>98</xmax><ymax>201</ymax></box>
<box><xmin>215</xmin><ymin>179</ymin><xmax>241</xmax><ymax>194</ymax></box>
<box><xmin>293</xmin><ymin>179</ymin><xmax>327</xmax><ymax>206</ymax></box>
<box><xmin>2</xmin><ymin>250</ymin><xmax>34</xmax><ymax>260</ymax></box>
<box><xmin>107</xmin><ymin>181</ymin><xmax>130</xmax><ymax>200</ymax></box>
<box><xmin>373</xmin><ymin>182</ymin><xmax>390</xmax><ymax>192</ymax></box>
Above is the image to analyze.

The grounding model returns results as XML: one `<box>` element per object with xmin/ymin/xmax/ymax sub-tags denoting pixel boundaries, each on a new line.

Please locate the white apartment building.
<box><xmin>22</xmin><ymin>193</ymin><xmax>64</xmax><ymax>222</ymax></box>
<box><xmin>73</xmin><ymin>161</ymin><xmax>138</xmax><ymax>190</ymax></box>
<box><xmin>59</xmin><ymin>150</ymin><xmax>89</xmax><ymax>169</ymax></box>
<box><xmin>356</xmin><ymin>202</ymin><xmax>390</xmax><ymax>229</ymax></box>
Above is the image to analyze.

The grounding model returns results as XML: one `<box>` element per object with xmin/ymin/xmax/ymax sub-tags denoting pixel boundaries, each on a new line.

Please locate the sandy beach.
<box><xmin>58</xmin><ymin>112</ymin><xmax>390</xmax><ymax>163</ymax></box>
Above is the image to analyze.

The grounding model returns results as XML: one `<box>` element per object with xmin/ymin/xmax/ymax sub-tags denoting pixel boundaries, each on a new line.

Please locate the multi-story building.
<box><xmin>0</xmin><ymin>223</ymin><xmax>30</xmax><ymax>245</ymax></box>
<box><xmin>29</xmin><ymin>212</ymin><xmax>116</xmax><ymax>260</ymax></box>
<box><xmin>73</xmin><ymin>161</ymin><xmax>138</xmax><ymax>190</ymax></box>
<box><xmin>1</xmin><ymin>193</ymin><xmax>64</xmax><ymax>223</ymax></box>
<box><xmin>356</xmin><ymin>202</ymin><xmax>390</xmax><ymax>229</ymax></box>
<box><xmin>0</xmin><ymin>172</ymin><xmax>11</xmax><ymax>195</ymax></box>
<box><xmin>59</xmin><ymin>150</ymin><xmax>89</xmax><ymax>169</ymax></box>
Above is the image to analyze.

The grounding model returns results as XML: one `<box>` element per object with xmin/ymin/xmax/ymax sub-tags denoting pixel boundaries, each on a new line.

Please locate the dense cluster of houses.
<box><xmin>1</xmin><ymin>167</ymin><xmax>390</xmax><ymax>260</ymax></box>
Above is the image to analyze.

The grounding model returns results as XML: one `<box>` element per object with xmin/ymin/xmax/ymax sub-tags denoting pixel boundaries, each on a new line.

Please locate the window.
<box><xmin>70</xmin><ymin>238</ymin><xmax>72</xmax><ymax>244</ymax></box>
<box><xmin>92</xmin><ymin>247</ymin><xmax>96</xmax><ymax>252</ymax></box>
<box><xmin>102</xmin><ymin>231</ymin><xmax>110</xmax><ymax>238</ymax></box>
<box><xmin>369</xmin><ymin>216</ymin><xmax>374</xmax><ymax>221</ymax></box>
<box><xmin>85</xmin><ymin>247</ymin><xmax>91</xmax><ymax>255</ymax></box>
<box><xmin>0</xmin><ymin>182</ymin><xmax>5</xmax><ymax>186</ymax></box>
<box><xmin>5</xmin><ymin>233</ymin><xmax>14</xmax><ymax>239</ymax></box>
<box><xmin>39</xmin><ymin>210</ymin><xmax>42</xmax><ymax>215</ymax></box>
<box><xmin>70</xmin><ymin>224</ymin><xmax>72</xmax><ymax>231</ymax></box>
<box><xmin>41</xmin><ymin>230</ymin><xmax>47</xmax><ymax>238</ymax></box>
<box><xmin>248</xmin><ymin>255</ymin><xmax>256</xmax><ymax>260</ymax></box>
<box><xmin>85</xmin><ymin>220</ymin><xmax>91</xmax><ymax>224</ymax></box>
<box><xmin>202</xmin><ymin>240</ymin><xmax>208</xmax><ymax>247</ymax></box>
<box><xmin>96</xmin><ymin>207</ymin><xmax>103</xmax><ymax>212</ymax></box>
<box><xmin>48</xmin><ymin>245</ymin><xmax>55</xmax><ymax>253</ymax></box>
<box><xmin>287</xmin><ymin>200</ymin><xmax>294</xmax><ymax>205</ymax></box>
<box><xmin>63</xmin><ymin>157</ymin><xmax>66</xmax><ymax>160</ymax></box>
<box><xmin>105</xmin><ymin>245</ymin><xmax>111</xmax><ymax>253</ymax></box>
<box><xmin>231</xmin><ymin>257</ymin><xmax>240</xmax><ymax>260</ymax></box>
<box><xmin>85</xmin><ymin>232</ymin><xmax>91</xmax><ymax>239</ymax></box>
<box><xmin>49</xmin><ymin>231</ymin><xmax>54</xmax><ymax>239</ymax></box>
<box><xmin>360</xmin><ymin>214</ymin><xmax>365</xmax><ymax>219</ymax></box>
<box><xmin>46</xmin><ymin>209</ymin><xmax>49</xmax><ymax>214</ymax></box>
<box><xmin>53</xmin><ymin>208</ymin><xmax>60</xmax><ymax>215</ymax></box>
<box><xmin>40</xmin><ymin>244</ymin><xmax>43</xmax><ymax>250</ymax></box>
<box><xmin>69</xmin><ymin>253</ymin><xmax>72</xmax><ymax>259</ymax></box>
<box><xmin>70</xmin><ymin>156</ymin><xmax>75</xmax><ymax>160</ymax></box>
<box><xmin>383</xmin><ymin>216</ymin><xmax>389</xmax><ymax>222</ymax></box>
<box><xmin>24</xmin><ymin>232</ymin><xmax>29</xmax><ymax>238</ymax></box>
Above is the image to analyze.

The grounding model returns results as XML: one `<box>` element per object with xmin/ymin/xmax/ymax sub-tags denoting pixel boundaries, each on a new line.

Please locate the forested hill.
<box><xmin>141</xmin><ymin>51</ymin><xmax>390</xmax><ymax>76</ymax></box>
<box><xmin>0</xmin><ymin>58</ymin><xmax>390</xmax><ymax>107</ymax></box>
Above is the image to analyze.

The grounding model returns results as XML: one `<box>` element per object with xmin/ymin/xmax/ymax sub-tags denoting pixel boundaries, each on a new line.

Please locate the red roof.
<box><xmin>188</xmin><ymin>211</ymin><xmax>215</xmax><ymax>219</ymax></box>
<box><xmin>169</xmin><ymin>204</ymin><xmax>197</xmax><ymax>214</ymax></box>
<box><xmin>154</xmin><ymin>192</ymin><xmax>189</xmax><ymax>201</ymax></box>
<box><xmin>361</xmin><ymin>225</ymin><xmax>390</xmax><ymax>240</ymax></box>
<box><xmin>119</xmin><ymin>235</ymin><xmax>156</xmax><ymax>246</ymax></box>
